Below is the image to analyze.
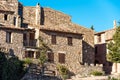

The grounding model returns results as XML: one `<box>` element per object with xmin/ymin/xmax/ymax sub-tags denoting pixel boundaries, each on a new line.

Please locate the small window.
<box><xmin>51</xmin><ymin>35</ymin><xmax>56</xmax><ymax>44</ymax></box>
<box><xmin>4</xmin><ymin>14</ymin><xmax>8</xmax><ymax>21</ymax></box>
<box><xmin>59</xmin><ymin>53</ymin><xmax>65</xmax><ymax>64</ymax></box>
<box><xmin>98</xmin><ymin>34</ymin><xmax>101</xmax><ymax>42</ymax></box>
<box><xmin>6</xmin><ymin>32</ymin><xmax>12</xmax><ymax>43</ymax></box>
<box><xmin>13</xmin><ymin>17</ymin><xmax>16</xmax><ymax>25</ymax></box>
<box><xmin>68</xmin><ymin>37</ymin><xmax>72</xmax><ymax>45</ymax></box>
<box><xmin>48</xmin><ymin>53</ymin><xmax>54</xmax><ymax>62</ymax></box>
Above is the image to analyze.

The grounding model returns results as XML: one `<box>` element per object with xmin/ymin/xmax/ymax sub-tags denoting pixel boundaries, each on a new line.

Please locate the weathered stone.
<box><xmin>0</xmin><ymin>0</ymin><xmax>96</xmax><ymax>75</ymax></box>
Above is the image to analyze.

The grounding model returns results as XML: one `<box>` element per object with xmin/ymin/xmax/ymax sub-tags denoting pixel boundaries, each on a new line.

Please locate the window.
<box><xmin>25</xmin><ymin>51</ymin><xmax>34</xmax><ymax>58</ymax></box>
<box><xmin>98</xmin><ymin>34</ymin><xmax>101</xmax><ymax>42</ymax></box>
<box><xmin>4</xmin><ymin>14</ymin><xmax>8</xmax><ymax>21</ymax></box>
<box><xmin>59</xmin><ymin>53</ymin><xmax>65</xmax><ymax>63</ymax></box>
<box><xmin>51</xmin><ymin>35</ymin><xmax>56</xmax><ymax>44</ymax></box>
<box><xmin>13</xmin><ymin>17</ymin><xmax>16</xmax><ymax>25</ymax></box>
<box><xmin>29</xmin><ymin>33</ymin><xmax>35</xmax><ymax>40</ymax></box>
<box><xmin>6</xmin><ymin>32</ymin><xmax>12</xmax><ymax>43</ymax></box>
<box><xmin>48</xmin><ymin>53</ymin><xmax>54</xmax><ymax>62</ymax></box>
<box><xmin>23</xmin><ymin>33</ymin><xmax>27</xmax><ymax>40</ymax></box>
<box><xmin>68</xmin><ymin>37</ymin><xmax>72</xmax><ymax>45</ymax></box>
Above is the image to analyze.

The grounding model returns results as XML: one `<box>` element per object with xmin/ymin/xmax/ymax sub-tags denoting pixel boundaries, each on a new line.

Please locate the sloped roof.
<box><xmin>39</xmin><ymin>22</ymin><xmax>93</xmax><ymax>35</ymax></box>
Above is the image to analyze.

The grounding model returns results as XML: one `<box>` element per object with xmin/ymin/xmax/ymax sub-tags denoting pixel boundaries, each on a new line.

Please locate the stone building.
<box><xmin>0</xmin><ymin>0</ymin><xmax>99</xmax><ymax>74</ymax></box>
<box><xmin>94</xmin><ymin>20</ymin><xmax>120</xmax><ymax>74</ymax></box>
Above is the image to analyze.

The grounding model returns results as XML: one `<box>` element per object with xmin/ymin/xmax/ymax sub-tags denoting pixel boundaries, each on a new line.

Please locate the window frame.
<box><xmin>51</xmin><ymin>35</ymin><xmax>56</xmax><ymax>44</ymax></box>
<box><xmin>58</xmin><ymin>53</ymin><xmax>65</xmax><ymax>64</ymax></box>
<box><xmin>67</xmin><ymin>37</ymin><xmax>73</xmax><ymax>46</ymax></box>
<box><xmin>4</xmin><ymin>14</ymin><xmax>8</xmax><ymax>21</ymax></box>
<box><xmin>6</xmin><ymin>32</ymin><xmax>12</xmax><ymax>43</ymax></box>
<box><xmin>47</xmin><ymin>52</ymin><xmax>54</xmax><ymax>62</ymax></box>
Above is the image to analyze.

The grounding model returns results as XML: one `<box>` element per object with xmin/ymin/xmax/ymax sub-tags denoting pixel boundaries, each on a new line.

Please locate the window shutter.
<box><xmin>48</xmin><ymin>53</ymin><xmax>54</xmax><ymax>62</ymax></box>
<box><xmin>68</xmin><ymin>37</ymin><xmax>72</xmax><ymax>45</ymax></box>
<box><xmin>59</xmin><ymin>53</ymin><xmax>65</xmax><ymax>63</ymax></box>
<box><xmin>51</xmin><ymin>35</ymin><xmax>56</xmax><ymax>44</ymax></box>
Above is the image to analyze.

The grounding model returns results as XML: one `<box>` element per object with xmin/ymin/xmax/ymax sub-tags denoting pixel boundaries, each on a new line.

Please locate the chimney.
<box><xmin>35</xmin><ymin>3</ymin><xmax>41</xmax><ymax>25</ymax></box>
<box><xmin>113</xmin><ymin>20</ymin><xmax>117</xmax><ymax>29</ymax></box>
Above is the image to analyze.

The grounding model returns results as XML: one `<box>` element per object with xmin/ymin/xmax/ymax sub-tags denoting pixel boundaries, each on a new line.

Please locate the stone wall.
<box><xmin>39</xmin><ymin>29</ymin><xmax>95</xmax><ymax>74</ymax></box>
<box><xmin>0</xmin><ymin>13</ymin><xmax>15</xmax><ymax>26</ymax></box>
<box><xmin>23</xmin><ymin>7</ymin><xmax>36</xmax><ymax>25</ymax></box>
<box><xmin>40</xmin><ymin>30</ymin><xmax>83</xmax><ymax>74</ymax></box>
<box><xmin>0</xmin><ymin>29</ymin><xmax>24</xmax><ymax>58</ymax></box>
<box><xmin>43</xmin><ymin>8</ymin><xmax>71</xmax><ymax>25</ymax></box>
<box><xmin>0</xmin><ymin>0</ymin><xmax>18</xmax><ymax>14</ymax></box>
<box><xmin>105</xmin><ymin>29</ymin><xmax>115</xmax><ymax>41</ymax></box>
<box><xmin>78</xmin><ymin>64</ymin><xmax>103</xmax><ymax>76</ymax></box>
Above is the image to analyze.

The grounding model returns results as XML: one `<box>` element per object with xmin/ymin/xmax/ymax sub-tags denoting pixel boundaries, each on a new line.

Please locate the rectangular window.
<box><xmin>23</xmin><ymin>33</ymin><xmax>27</xmax><ymax>40</ymax></box>
<box><xmin>6</xmin><ymin>32</ymin><xmax>12</xmax><ymax>43</ymax></box>
<box><xmin>13</xmin><ymin>17</ymin><xmax>16</xmax><ymax>25</ymax></box>
<box><xmin>51</xmin><ymin>35</ymin><xmax>56</xmax><ymax>44</ymax></box>
<box><xmin>59</xmin><ymin>53</ymin><xmax>65</xmax><ymax>64</ymax></box>
<box><xmin>68</xmin><ymin>37</ymin><xmax>72</xmax><ymax>45</ymax></box>
<box><xmin>29</xmin><ymin>33</ymin><xmax>35</xmax><ymax>40</ymax></box>
<box><xmin>4</xmin><ymin>14</ymin><xmax>8</xmax><ymax>21</ymax></box>
<box><xmin>48</xmin><ymin>53</ymin><xmax>54</xmax><ymax>62</ymax></box>
<box><xmin>98</xmin><ymin>34</ymin><xmax>101</xmax><ymax>42</ymax></box>
<box><xmin>27</xmin><ymin>51</ymin><xmax>34</xmax><ymax>58</ymax></box>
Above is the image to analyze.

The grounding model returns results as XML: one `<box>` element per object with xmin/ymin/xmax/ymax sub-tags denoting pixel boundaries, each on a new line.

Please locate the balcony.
<box><xmin>23</xmin><ymin>39</ymin><xmax>37</xmax><ymax>47</ymax></box>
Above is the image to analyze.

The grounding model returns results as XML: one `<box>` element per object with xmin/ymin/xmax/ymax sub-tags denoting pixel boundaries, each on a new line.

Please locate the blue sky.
<box><xmin>18</xmin><ymin>0</ymin><xmax>120</xmax><ymax>32</ymax></box>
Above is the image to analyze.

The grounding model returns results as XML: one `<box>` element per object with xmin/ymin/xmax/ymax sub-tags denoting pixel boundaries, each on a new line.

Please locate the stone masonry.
<box><xmin>0</xmin><ymin>0</ymin><xmax>101</xmax><ymax>75</ymax></box>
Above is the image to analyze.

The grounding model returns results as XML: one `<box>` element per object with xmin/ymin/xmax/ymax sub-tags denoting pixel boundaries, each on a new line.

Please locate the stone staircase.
<box><xmin>21</xmin><ymin>63</ymin><xmax>61</xmax><ymax>80</ymax></box>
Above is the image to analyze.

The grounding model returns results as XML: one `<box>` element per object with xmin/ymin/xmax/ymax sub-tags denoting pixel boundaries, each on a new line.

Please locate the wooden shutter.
<box><xmin>51</xmin><ymin>35</ymin><xmax>56</xmax><ymax>44</ymax></box>
<box><xmin>30</xmin><ymin>33</ymin><xmax>35</xmax><ymax>40</ymax></box>
<box><xmin>68</xmin><ymin>37</ymin><xmax>72</xmax><ymax>45</ymax></box>
<box><xmin>59</xmin><ymin>53</ymin><xmax>65</xmax><ymax>63</ymax></box>
<box><xmin>48</xmin><ymin>53</ymin><xmax>54</xmax><ymax>62</ymax></box>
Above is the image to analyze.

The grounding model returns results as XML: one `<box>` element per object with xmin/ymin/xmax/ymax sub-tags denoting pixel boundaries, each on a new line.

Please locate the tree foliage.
<box><xmin>0</xmin><ymin>51</ymin><xmax>25</xmax><ymax>80</ymax></box>
<box><xmin>0</xmin><ymin>52</ymin><xmax>7</xmax><ymax>80</ymax></box>
<box><xmin>107</xmin><ymin>26</ymin><xmax>120</xmax><ymax>63</ymax></box>
<box><xmin>90</xmin><ymin>25</ymin><xmax>94</xmax><ymax>30</ymax></box>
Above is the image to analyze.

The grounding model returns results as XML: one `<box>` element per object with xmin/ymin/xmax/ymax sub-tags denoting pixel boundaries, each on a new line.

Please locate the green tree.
<box><xmin>2</xmin><ymin>57</ymin><xmax>24</xmax><ymax>80</ymax></box>
<box><xmin>90</xmin><ymin>25</ymin><xmax>94</xmax><ymax>30</ymax></box>
<box><xmin>107</xmin><ymin>26</ymin><xmax>120</xmax><ymax>63</ymax></box>
<box><xmin>0</xmin><ymin>52</ymin><xmax>7</xmax><ymax>80</ymax></box>
<box><xmin>38</xmin><ymin>36</ymin><xmax>49</xmax><ymax>76</ymax></box>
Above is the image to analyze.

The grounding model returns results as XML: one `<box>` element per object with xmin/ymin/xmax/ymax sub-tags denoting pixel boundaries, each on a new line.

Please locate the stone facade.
<box><xmin>0</xmin><ymin>26</ymin><xmax>35</xmax><ymax>59</ymax></box>
<box><xmin>0</xmin><ymin>0</ymin><xmax>96</xmax><ymax>75</ymax></box>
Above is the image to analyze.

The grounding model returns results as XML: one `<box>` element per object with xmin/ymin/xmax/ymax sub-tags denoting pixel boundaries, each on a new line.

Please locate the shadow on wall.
<box><xmin>82</xmin><ymin>40</ymin><xmax>94</xmax><ymax>65</ymax></box>
<box><xmin>95</xmin><ymin>43</ymin><xmax>113</xmax><ymax>74</ymax></box>
<box><xmin>40</xmin><ymin>7</ymin><xmax>45</xmax><ymax>25</ymax></box>
<box><xmin>103</xmin><ymin>61</ymin><xmax>113</xmax><ymax>74</ymax></box>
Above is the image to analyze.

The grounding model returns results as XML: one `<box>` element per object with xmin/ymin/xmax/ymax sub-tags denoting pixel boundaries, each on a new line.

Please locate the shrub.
<box><xmin>24</xmin><ymin>58</ymin><xmax>32</xmax><ymax>65</ymax></box>
<box><xmin>90</xmin><ymin>70</ymin><xmax>104</xmax><ymax>76</ymax></box>
<box><xmin>2</xmin><ymin>57</ymin><xmax>25</xmax><ymax>80</ymax></box>
<box><xmin>108</xmin><ymin>76</ymin><xmax>120</xmax><ymax>80</ymax></box>
<box><xmin>0</xmin><ymin>52</ymin><xmax>7</xmax><ymax>80</ymax></box>
<box><xmin>57</xmin><ymin>65</ymin><xmax>69</xmax><ymax>79</ymax></box>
